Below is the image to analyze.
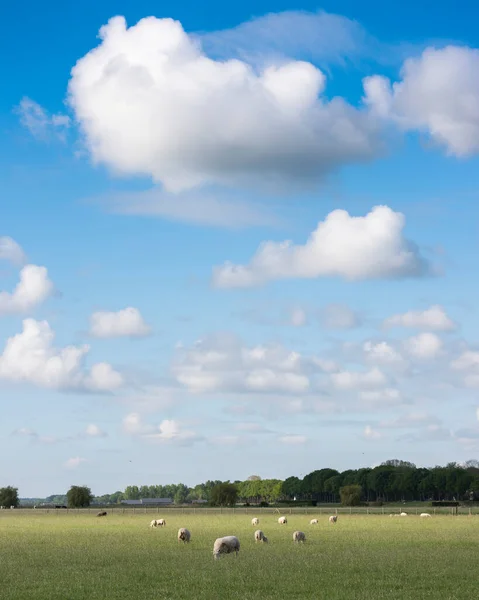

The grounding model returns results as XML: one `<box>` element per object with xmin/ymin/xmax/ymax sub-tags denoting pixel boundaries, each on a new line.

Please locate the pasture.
<box><xmin>0</xmin><ymin>512</ymin><xmax>478</xmax><ymax>599</ymax></box>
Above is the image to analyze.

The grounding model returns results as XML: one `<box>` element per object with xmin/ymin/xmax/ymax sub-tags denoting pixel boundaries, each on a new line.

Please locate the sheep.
<box><xmin>329</xmin><ymin>515</ymin><xmax>338</xmax><ymax>524</ymax></box>
<box><xmin>254</xmin><ymin>530</ymin><xmax>268</xmax><ymax>543</ymax></box>
<box><xmin>420</xmin><ymin>513</ymin><xmax>431</xmax><ymax>518</ymax></box>
<box><xmin>96</xmin><ymin>511</ymin><xmax>107</xmax><ymax>517</ymax></box>
<box><xmin>150</xmin><ymin>519</ymin><xmax>157</xmax><ymax>527</ymax></box>
<box><xmin>310</xmin><ymin>519</ymin><xmax>318</xmax><ymax>525</ymax></box>
<box><xmin>178</xmin><ymin>528</ymin><xmax>191</xmax><ymax>543</ymax></box>
<box><xmin>278</xmin><ymin>516</ymin><xmax>287</xmax><ymax>525</ymax></box>
<box><xmin>156</xmin><ymin>518</ymin><xmax>166</xmax><ymax>526</ymax></box>
<box><xmin>251</xmin><ymin>517</ymin><xmax>260</xmax><ymax>526</ymax></box>
<box><xmin>293</xmin><ymin>531</ymin><xmax>306</xmax><ymax>543</ymax></box>
<box><xmin>213</xmin><ymin>536</ymin><xmax>240</xmax><ymax>559</ymax></box>
<box><xmin>400</xmin><ymin>512</ymin><xmax>407</xmax><ymax>517</ymax></box>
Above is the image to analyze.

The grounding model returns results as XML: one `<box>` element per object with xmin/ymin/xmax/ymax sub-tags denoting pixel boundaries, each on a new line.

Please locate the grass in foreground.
<box><xmin>0</xmin><ymin>513</ymin><xmax>477</xmax><ymax>599</ymax></box>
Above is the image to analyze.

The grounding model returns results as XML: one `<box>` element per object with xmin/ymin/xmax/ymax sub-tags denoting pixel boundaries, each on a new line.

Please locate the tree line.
<box><xmin>5</xmin><ymin>459</ymin><xmax>479</xmax><ymax>509</ymax></box>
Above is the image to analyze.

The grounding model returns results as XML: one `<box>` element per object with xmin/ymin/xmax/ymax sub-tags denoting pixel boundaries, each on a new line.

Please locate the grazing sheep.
<box><xmin>278</xmin><ymin>516</ymin><xmax>287</xmax><ymax>525</ymax></box>
<box><xmin>156</xmin><ymin>518</ymin><xmax>166</xmax><ymax>526</ymax></box>
<box><xmin>400</xmin><ymin>512</ymin><xmax>407</xmax><ymax>517</ymax></box>
<box><xmin>213</xmin><ymin>536</ymin><xmax>240</xmax><ymax>559</ymax></box>
<box><xmin>420</xmin><ymin>513</ymin><xmax>431</xmax><ymax>518</ymax></box>
<box><xmin>310</xmin><ymin>519</ymin><xmax>318</xmax><ymax>525</ymax></box>
<box><xmin>329</xmin><ymin>515</ymin><xmax>338</xmax><ymax>524</ymax></box>
<box><xmin>96</xmin><ymin>511</ymin><xmax>107</xmax><ymax>517</ymax></box>
<box><xmin>254</xmin><ymin>530</ymin><xmax>268</xmax><ymax>543</ymax></box>
<box><xmin>293</xmin><ymin>531</ymin><xmax>306</xmax><ymax>543</ymax></box>
<box><xmin>251</xmin><ymin>517</ymin><xmax>259</xmax><ymax>526</ymax></box>
<box><xmin>150</xmin><ymin>519</ymin><xmax>158</xmax><ymax>527</ymax></box>
<box><xmin>178</xmin><ymin>528</ymin><xmax>191</xmax><ymax>543</ymax></box>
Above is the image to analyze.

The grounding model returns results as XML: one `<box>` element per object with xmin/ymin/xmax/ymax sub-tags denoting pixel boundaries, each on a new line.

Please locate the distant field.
<box><xmin>0</xmin><ymin>512</ymin><xmax>478</xmax><ymax>599</ymax></box>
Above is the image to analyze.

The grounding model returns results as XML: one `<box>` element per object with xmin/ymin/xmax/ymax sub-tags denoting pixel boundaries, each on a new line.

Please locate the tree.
<box><xmin>210</xmin><ymin>483</ymin><xmax>238</xmax><ymax>506</ymax></box>
<box><xmin>67</xmin><ymin>486</ymin><xmax>93</xmax><ymax>508</ymax></box>
<box><xmin>0</xmin><ymin>486</ymin><xmax>19</xmax><ymax>507</ymax></box>
<box><xmin>174</xmin><ymin>484</ymin><xmax>189</xmax><ymax>504</ymax></box>
<box><xmin>247</xmin><ymin>475</ymin><xmax>261</xmax><ymax>481</ymax></box>
<box><xmin>340</xmin><ymin>485</ymin><xmax>362</xmax><ymax>506</ymax></box>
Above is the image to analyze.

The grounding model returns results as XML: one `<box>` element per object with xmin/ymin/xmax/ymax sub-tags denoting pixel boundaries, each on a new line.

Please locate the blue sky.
<box><xmin>2</xmin><ymin>1</ymin><xmax>479</xmax><ymax>497</ymax></box>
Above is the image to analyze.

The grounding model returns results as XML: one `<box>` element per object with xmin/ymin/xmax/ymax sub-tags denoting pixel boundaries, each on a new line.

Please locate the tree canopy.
<box><xmin>66</xmin><ymin>486</ymin><xmax>93</xmax><ymax>508</ymax></box>
<box><xmin>0</xmin><ymin>486</ymin><xmax>19</xmax><ymax>507</ymax></box>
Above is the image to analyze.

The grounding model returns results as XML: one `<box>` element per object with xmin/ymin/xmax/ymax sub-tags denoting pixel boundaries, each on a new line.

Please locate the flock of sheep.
<box><xmin>148</xmin><ymin>514</ymin><xmax>341</xmax><ymax>559</ymax></box>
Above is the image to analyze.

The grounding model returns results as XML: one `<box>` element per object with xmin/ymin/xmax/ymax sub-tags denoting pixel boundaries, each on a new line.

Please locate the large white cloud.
<box><xmin>0</xmin><ymin>319</ymin><xmax>123</xmax><ymax>391</ymax></box>
<box><xmin>0</xmin><ymin>265</ymin><xmax>54</xmax><ymax>315</ymax></box>
<box><xmin>0</xmin><ymin>237</ymin><xmax>27</xmax><ymax>266</ymax></box>
<box><xmin>90</xmin><ymin>307</ymin><xmax>151</xmax><ymax>338</ymax></box>
<box><xmin>213</xmin><ymin>205</ymin><xmax>430</xmax><ymax>287</ymax></box>
<box><xmin>403</xmin><ymin>332</ymin><xmax>443</xmax><ymax>359</ymax></box>
<box><xmin>67</xmin><ymin>16</ymin><xmax>380</xmax><ymax>192</ymax></box>
<box><xmin>364</xmin><ymin>45</ymin><xmax>479</xmax><ymax>156</ymax></box>
<box><xmin>384</xmin><ymin>305</ymin><xmax>456</xmax><ymax>331</ymax></box>
<box><xmin>172</xmin><ymin>334</ymin><xmax>333</xmax><ymax>395</ymax></box>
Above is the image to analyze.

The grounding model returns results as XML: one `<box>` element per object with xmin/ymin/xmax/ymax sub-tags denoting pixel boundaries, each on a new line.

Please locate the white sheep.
<box><xmin>400</xmin><ymin>512</ymin><xmax>407</xmax><ymax>517</ymax></box>
<box><xmin>156</xmin><ymin>518</ymin><xmax>166</xmax><ymax>526</ymax></box>
<box><xmin>213</xmin><ymin>536</ymin><xmax>240</xmax><ymax>559</ymax></box>
<box><xmin>178</xmin><ymin>528</ymin><xmax>191</xmax><ymax>543</ymax></box>
<box><xmin>278</xmin><ymin>516</ymin><xmax>287</xmax><ymax>525</ymax></box>
<box><xmin>251</xmin><ymin>517</ymin><xmax>259</xmax><ymax>526</ymax></box>
<box><xmin>293</xmin><ymin>530</ymin><xmax>306</xmax><ymax>543</ymax></box>
<box><xmin>329</xmin><ymin>515</ymin><xmax>338</xmax><ymax>523</ymax></box>
<box><xmin>420</xmin><ymin>513</ymin><xmax>431</xmax><ymax>518</ymax></box>
<box><xmin>149</xmin><ymin>519</ymin><xmax>157</xmax><ymax>527</ymax></box>
<box><xmin>254</xmin><ymin>529</ymin><xmax>268</xmax><ymax>543</ymax></box>
<box><xmin>310</xmin><ymin>519</ymin><xmax>318</xmax><ymax>525</ymax></box>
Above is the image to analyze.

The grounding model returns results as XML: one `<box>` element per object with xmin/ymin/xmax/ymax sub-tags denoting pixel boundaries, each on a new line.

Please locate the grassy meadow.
<box><xmin>0</xmin><ymin>511</ymin><xmax>478</xmax><ymax>599</ymax></box>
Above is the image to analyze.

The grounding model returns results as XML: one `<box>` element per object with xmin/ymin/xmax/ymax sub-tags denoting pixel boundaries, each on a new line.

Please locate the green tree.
<box><xmin>0</xmin><ymin>486</ymin><xmax>19</xmax><ymax>507</ymax></box>
<box><xmin>66</xmin><ymin>486</ymin><xmax>93</xmax><ymax>508</ymax></box>
<box><xmin>339</xmin><ymin>485</ymin><xmax>362</xmax><ymax>506</ymax></box>
<box><xmin>174</xmin><ymin>484</ymin><xmax>190</xmax><ymax>504</ymax></box>
<box><xmin>210</xmin><ymin>482</ymin><xmax>238</xmax><ymax>506</ymax></box>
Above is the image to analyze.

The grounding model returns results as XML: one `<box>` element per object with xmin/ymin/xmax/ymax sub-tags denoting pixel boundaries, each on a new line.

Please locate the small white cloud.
<box><xmin>403</xmin><ymin>332</ymin><xmax>443</xmax><ymax>359</ymax></box>
<box><xmin>319</xmin><ymin>303</ymin><xmax>360</xmax><ymax>329</ymax></box>
<box><xmin>278</xmin><ymin>434</ymin><xmax>307</xmax><ymax>445</ymax></box>
<box><xmin>0</xmin><ymin>319</ymin><xmax>123</xmax><ymax>392</ymax></box>
<box><xmin>0</xmin><ymin>265</ymin><xmax>54</xmax><ymax>315</ymax></box>
<box><xmin>363</xmin><ymin>425</ymin><xmax>382</xmax><ymax>440</ymax></box>
<box><xmin>384</xmin><ymin>305</ymin><xmax>456</xmax><ymax>331</ymax></box>
<box><xmin>64</xmin><ymin>457</ymin><xmax>86</xmax><ymax>469</ymax></box>
<box><xmin>290</xmin><ymin>307</ymin><xmax>307</xmax><ymax>327</ymax></box>
<box><xmin>363</xmin><ymin>341</ymin><xmax>405</xmax><ymax>364</ymax></box>
<box><xmin>331</xmin><ymin>367</ymin><xmax>388</xmax><ymax>390</ymax></box>
<box><xmin>123</xmin><ymin>413</ymin><xmax>200</xmax><ymax>445</ymax></box>
<box><xmin>213</xmin><ymin>206</ymin><xmax>430</xmax><ymax>288</ymax></box>
<box><xmin>364</xmin><ymin>46</ymin><xmax>479</xmax><ymax>157</ymax></box>
<box><xmin>0</xmin><ymin>237</ymin><xmax>27</xmax><ymax>266</ymax></box>
<box><xmin>16</xmin><ymin>97</ymin><xmax>70</xmax><ymax>141</ymax></box>
<box><xmin>359</xmin><ymin>388</ymin><xmax>402</xmax><ymax>406</ymax></box>
<box><xmin>85</xmin><ymin>424</ymin><xmax>107</xmax><ymax>438</ymax></box>
<box><xmin>90</xmin><ymin>307</ymin><xmax>151</xmax><ymax>338</ymax></box>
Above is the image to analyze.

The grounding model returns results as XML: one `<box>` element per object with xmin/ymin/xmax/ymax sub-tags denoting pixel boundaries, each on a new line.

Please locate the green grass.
<box><xmin>0</xmin><ymin>513</ymin><xmax>478</xmax><ymax>599</ymax></box>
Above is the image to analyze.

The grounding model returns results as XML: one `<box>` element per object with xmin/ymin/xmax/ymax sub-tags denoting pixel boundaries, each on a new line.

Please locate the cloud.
<box><xmin>363</xmin><ymin>341</ymin><xmax>406</xmax><ymax>365</ymax></box>
<box><xmin>212</xmin><ymin>205</ymin><xmax>431</xmax><ymax>288</ymax></box>
<box><xmin>450</xmin><ymin>351</ymin><xmax>479</xmax><ymax>388</ymax></box>
<box><xmin>64</xmin><ymin>457</ymin><xmax>86</xmax><ymax>469</ymax></box>
<box><xmin>84</xmin><ymin>424</ymin><xmax>107</xmax><ymax>438</ymax></box>
<box><xmin>171</xmin><ymin>333</ymin><xmax>332</xmax><ymax>395</ymax></box>
<box><xmin>16</xmin><ymin>97</ymin><xmax>70</xmax><ymax>141</ymax></box>
<box><xmin>319</xmin><ymin>303</ymin><xmax>361</xmax><ymax>329</ymax></box>
<box><xmin>0</xmin><ymin>319</ymin><xmax>123</xmax><ymax>392</ymax></box>
<box><xmin>384</xmin><ymin>305</ymin><xmax>456</xmax><ymax>331</ymax></box>
<box><xmin>0</xmin><ymin>265</ymin><xmax>54</xmax><ymax>315</ymax></box>
<box><xmin>0</xmin><ymin>237</ymin><xmax>27</xmax><ymax>266</ymax></box>
<box><xmin>198</xmin><ymin>10</ymin><xmax>373</xmax><ymax>67</ymax></box>
<box><xmin>278</xmin><ymin>434</ymin><xmax>307</xmax><ymax>445</ymax></box>
<box><xmin>99</xmin><ymin>187</ymin><xmax>279</xmax><ymax>229</ymax></box>
<box><xmin>363</xmin><ymin>425</ymin><xmax>382</xmax><ymax>440</ymax></box>
<box><xmin>358</xmin><ymin>388</ymin><xmax>403</xmax><ymax>406</ymax></box>
<box><xmin>68</xmin><ymin>15</ymin><xmax>380</xmax><ymax>193</ymax></box>
<box><xmin>330</xmin><ymin>367</ymin><xmax>388</xmax><ymax>390</ymax></box>
<box><xmin>90</xmin><ymin>307</ymin><xmax>151</xmax><ymax>338</ymax></box>
<box><xmin>122</xmin><ymin>413</ymin><xmax>201</xmax><ymax>445</ymax></box>
<box><xmin>364</xmin><ymin>46</ymin><xmax>479</xmax><ymax>157</ymax></box>
<box><xmin>289</xmin><ymin>307</ymin><xmax>307</xmax><ymax>327</ymax></box>
<box><xmin>378</xmin><ymin>412</ymin><xmax>441</xmax><ymax>429</ymax></box>
<box><xmin>403</xmin><ymin>332</ymin><xmax>443</xmax><ymax>359</ymax></box>
<box><xmin>398</xmin><ymin>425</ymin><xmax>452</xmax><ymax>443</ymax></box>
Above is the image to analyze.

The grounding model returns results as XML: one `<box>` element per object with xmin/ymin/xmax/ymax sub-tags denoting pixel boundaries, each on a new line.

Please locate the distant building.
<box><xmin>121</xmin><ymin>498</ymin><xmax>173</xmax><ymax>505</ymax></box>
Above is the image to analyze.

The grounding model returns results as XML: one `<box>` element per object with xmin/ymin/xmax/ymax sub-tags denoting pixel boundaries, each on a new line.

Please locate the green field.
<box><xmin>0</xmin><ymin>512</ymin><xmax>478</xmax><ymax>599</ymax></box>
